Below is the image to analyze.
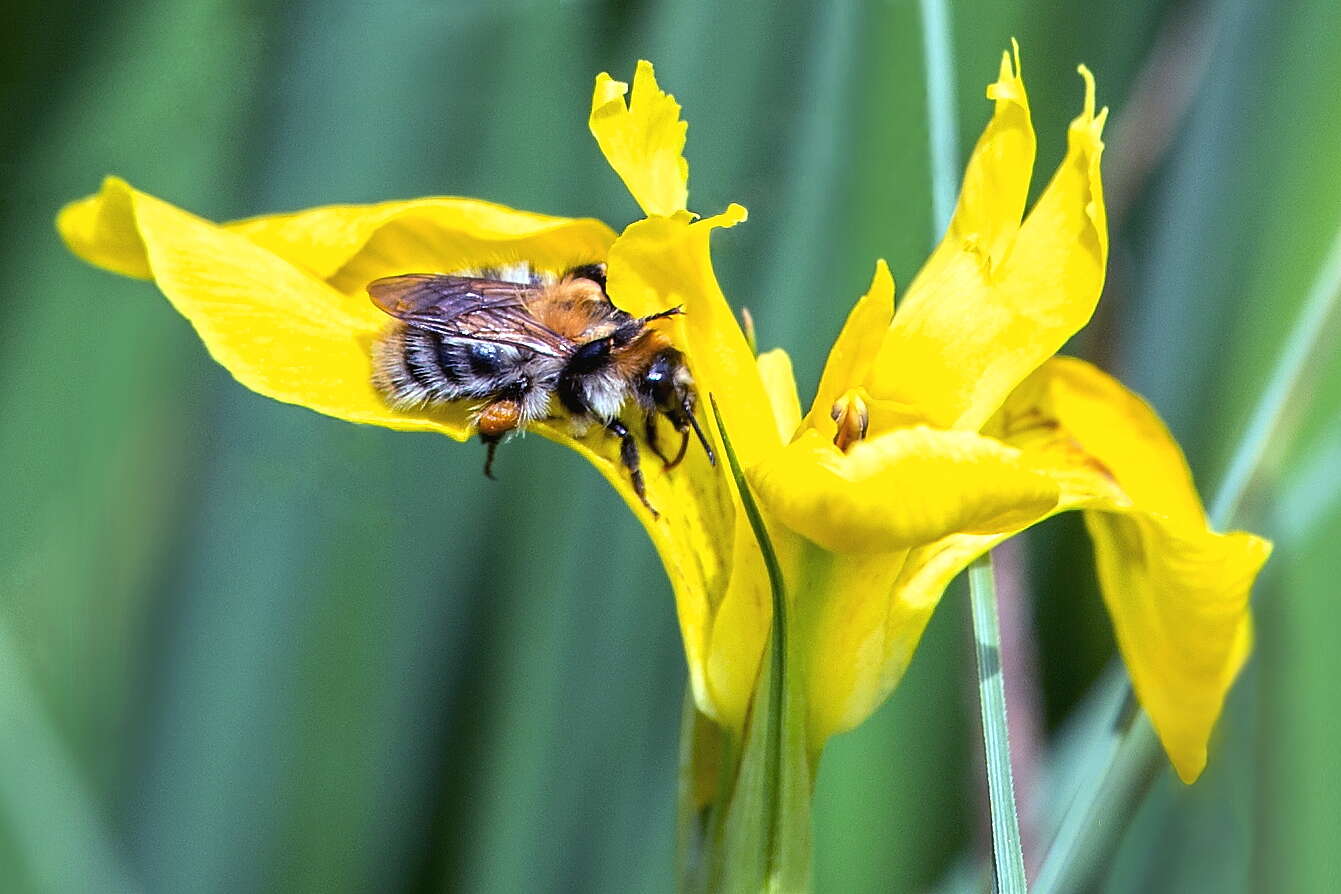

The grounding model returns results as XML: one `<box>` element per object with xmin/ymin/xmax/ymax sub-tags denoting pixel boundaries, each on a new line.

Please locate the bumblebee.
<box><xmin>369</xmin><ymin>263</ymin><xmax>714</xmax><ymax>514</ymax></box>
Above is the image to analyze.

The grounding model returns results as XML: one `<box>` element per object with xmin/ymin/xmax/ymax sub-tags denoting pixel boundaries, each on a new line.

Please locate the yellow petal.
<box><xmin>702</xmin><ymin>513</ymin><xmax>783</xmax><ymax>731</ymax></box>
<box><xmin>545</xmin><ymin>420</ymin><xmax>740</xmax><ymax>724</ymax></box>
<box><xmin>589</xmin><ymin>61</ymin><xmax>690</xmax><ymax>217</ymax></box>
<box><xmin>62</xmin><ymin>179</ymin><xmax>750</xmax><ymax>732</ymax></box>
<box><xmin>229</xmin><ymin>198</ymin><xmax>617</xmax><ymax>293</ymax></box>
<box><xmin>994</xmin><ymin>357</ymin><xmax>1272</xmax><ymax>781</ymax></box>
<box><xmin>929</xmin><ymin>41</ymin><xmax>1035</xmax><ymax>280</ymax></box>
<box><xmin>57</xmin><ymin>177</ymin><xmax>153</xmax><ymax>279</ymax></box>
<box><xmin>60</xmin><ymin>179</ymin><xmax>617</xmax><ymax>292</ymax></box>
<box><xmin>803</xmin><ymin>532</ymin><xmax>1008</xmax><ymax>743</ymax></box>
<box><xmin>606</xmin><ymin>205</ymin><xmax>780</xmax><ymax>464</ymax></box>
<box><xmin>1086</xmin><ymin>514</ymin><xmax>1266</xmax><ymax>782</ymax></box>
<box><xmin>749</xmin><ymin>426</ymin><xmax>1059</xmax><ymax>553</ymax></box>
<box><xmin>868</xmin><ymin>61</ymin><xmax>1108</xmax><ymax>432</ymax></box>
<box><xmin>599</xmin><ymin>205</ymin><xmax>785</xmax><ymax>729</ymax></box>
<box><xmin>57</xmin><ymin>177</ymin><xmax>474</xmax><ymax>438</ymax></box>
<box><xmin>757</xmin><ymin>348</ymin><xmax>802</xmax><ymax>443</ymax></box>
<box><xmin>803</xmin><ymin>260</ymin><xmax>894</xmax><ymax>438</ymax></box>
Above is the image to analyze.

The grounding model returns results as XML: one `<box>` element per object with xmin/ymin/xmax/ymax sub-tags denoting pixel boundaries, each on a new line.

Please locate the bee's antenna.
<box><xmin>642</xmin><ymin>305</ymin><xmax>684</xmax><ymax>324</ymax></box>
<box><xmin>685</xmin><ymin>403</ymin><xmax>716</xmax><ymax>466</ymax></box>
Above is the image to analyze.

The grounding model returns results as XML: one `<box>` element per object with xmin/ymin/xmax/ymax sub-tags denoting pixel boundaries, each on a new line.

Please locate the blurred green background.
<box><xmin>3</xmin><ymin>0</ymin><xmax>1339</xmax><ymax>891</ymax></box>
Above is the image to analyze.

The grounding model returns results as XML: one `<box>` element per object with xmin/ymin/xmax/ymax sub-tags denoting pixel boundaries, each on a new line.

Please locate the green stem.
<box><xmin>1034</xmin><ymin>217</ymin><xmax>1341</xmax><ymax>893</ymax></box>
<box><xmin>969</xmin><ymin>553</ymin><xmax>1029</xmax><ymax>893</ymax></box>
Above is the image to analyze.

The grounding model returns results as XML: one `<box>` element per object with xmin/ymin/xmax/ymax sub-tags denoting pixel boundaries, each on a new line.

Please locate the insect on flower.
<box><xmin>368</xmin><ymin>262</ymin><xmax>716</xmax><ymax>515</ymax></box>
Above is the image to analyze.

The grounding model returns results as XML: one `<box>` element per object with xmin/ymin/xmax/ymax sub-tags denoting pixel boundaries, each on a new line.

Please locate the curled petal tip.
<box><xmin>1076</xmin><ymin>64</ymin><xmax>1100</xmax><ymax>124</ymax></box>
<box><xmin>987</xmin><ymin>44</ymin><xmax>1026</xmax><ymax>103</ymax></box>
<box><xmin>592</xmin><ymin>71</ymin><xmax>626</xmax><ymax>104</ymax></box>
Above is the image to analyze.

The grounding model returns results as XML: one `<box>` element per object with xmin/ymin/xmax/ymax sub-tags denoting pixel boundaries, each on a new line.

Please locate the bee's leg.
<box><xmin>607</xmin><ymin>419</ymin><xmax>658</xmax><ymax>518</ymax></box>
<box><xmin>481</xmin><ymin>435</ymin><xmax>502</xmax><ymax>480</ymax></box>
<box><xmin>477</xmin><ymin>398</ymin><xmax>522</xmax><ymax>481</ymax></box>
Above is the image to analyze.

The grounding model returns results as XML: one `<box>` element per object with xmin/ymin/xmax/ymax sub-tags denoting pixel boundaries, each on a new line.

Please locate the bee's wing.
<box><xmin>368</xmin><ymin>273</ymin><xmax>574</xmax><ymax>358</ymax></box>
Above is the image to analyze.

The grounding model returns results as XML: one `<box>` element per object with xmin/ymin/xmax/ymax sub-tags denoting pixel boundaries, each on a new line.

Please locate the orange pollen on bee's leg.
<box><xmin>477</xmin><ymin>399</ymin><xmax>522</xmax><ymax>438</ymax></box>
<box><xmin>831</xmin><ymin>390</ymin><xmax>870</xmax><ymax>452</ymax></box>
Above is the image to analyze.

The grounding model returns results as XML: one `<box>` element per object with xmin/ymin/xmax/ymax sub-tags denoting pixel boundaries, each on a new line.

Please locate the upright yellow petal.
<box><xmin>993</xmin><ymin>357</ymin><xmax>1272</xmax><ymax>781</ymax></box>
<box><xmin>58</xmin><ymin>177</ymin><xmax>474</xmax><ymax>438</ymax></box>
<box><xmin>749</xmin><ymin>426</ymin><xmax>1058</xmax><ymax>553</ymax></box>
<box><xmin>757</xmin><ymin>348</ymin><xmax>803</xmax><ymax>443</ymax></box>
<box><xmin>606</xmin><ymin>205</ymin><xmax>779</xmax><ymax>464</ymax></box>
<box><xmin>932</xmin><ymin>41</ymin><xmax>1035</xmax><ymax>276</ymax></box>
<box><xmin>803</xmin><ymin>260</ymin><xmax>894</xmax><ymax>438</ymax></box>
<box><xmin>868</xmin><ymin>63</ymin><xmax>1108</xmax><ymax>432</ymax></box>
<box><xmin>590</xmin><ymin>61</ymin><xmax>690</xmax><ymax>217</ymax></box>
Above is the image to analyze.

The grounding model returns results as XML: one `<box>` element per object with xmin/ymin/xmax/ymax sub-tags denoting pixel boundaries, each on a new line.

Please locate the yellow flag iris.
<box><xmin>58</xmin><ymin>51</ymin><xmax>1269</xmax><ymax>785</ymax></box>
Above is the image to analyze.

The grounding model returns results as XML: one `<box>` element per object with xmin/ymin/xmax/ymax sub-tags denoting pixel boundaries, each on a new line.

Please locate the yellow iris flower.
<box><xmin>59</xmin><ymin>50</ymin><xmax>1269</xmax><ymax>786</ymax></box>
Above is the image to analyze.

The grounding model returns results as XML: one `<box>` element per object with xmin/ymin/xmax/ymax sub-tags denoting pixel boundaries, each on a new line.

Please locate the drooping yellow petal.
<box><xmin>757</xmin><ymin>348</ymin><xmax>803</xmax><ymax>443</ymax></box>
<box><xmin>57</xmin><ymin>177</ymin><xmax>474</xmax><ymax>438</ymax></box>
<box><xmin>606</xmin><ymin>205</ymin><xmax>780</xmax><ymax>465</ymax></box>
<box><xmin>749</xmin><ymin>426</ymin><xmax>1059</xmax><ymax>553</ymax></box>
<box><xmin>590</xmin><ymin>61</ymin><xmax>690</xmax><ymax>217</ymax></box>
<box><xmin>993</xmin><ymin>357</ymin><xmax>1272</xmax><ymax>781</ymax></box>
<box><xmin>803</xmin><ymin>260</ymin><xmax>894</xmax><ymax>438</ymax></box>
<box><xmin>867</xmin><ymin>62</ymin><xmax>1108</xmax><ymax>432</ymax></box>
<box><xmin>61</xmin><ymin>180</ymin><xmax>748</xmax><ymax>732</ymax></box>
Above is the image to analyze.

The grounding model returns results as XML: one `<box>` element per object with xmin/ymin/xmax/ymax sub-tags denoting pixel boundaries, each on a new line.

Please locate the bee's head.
<box><xmin>644</xmin><ymin>347</ymin><xmax>715</xmax><ymax>466</ymax></box>
<box><xmin>641</xmin><ymin>347</ymin><xmax>690</xmax><ymax>411</ymax></box>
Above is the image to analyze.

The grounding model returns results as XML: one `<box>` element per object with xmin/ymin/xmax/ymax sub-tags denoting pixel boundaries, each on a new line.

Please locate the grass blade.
<box><xmin>920</xmin><ymin>0</ymin><xmax>1027</xmax><ymax>889</ymax></box>
<box><xmin>918</xmin><ymin>0</ymin><xmax>960</xmax><ymax>238</ymax></box>
<box><xmin>969</xmin><ymin>554</ymin><xmax>1030</xmax><ymax>893</ymax></box>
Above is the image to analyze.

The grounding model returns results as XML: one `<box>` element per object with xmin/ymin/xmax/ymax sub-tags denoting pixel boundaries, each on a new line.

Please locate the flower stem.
<box><xmin>1034</xmin><ymin>217</ymin><xmax>1341</xmax><ymax>893</ymax></box>
<box><xmin>969</xmin><ymin>552</ymin><xmax>1030</xmax><ymax>893</ymax></box>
